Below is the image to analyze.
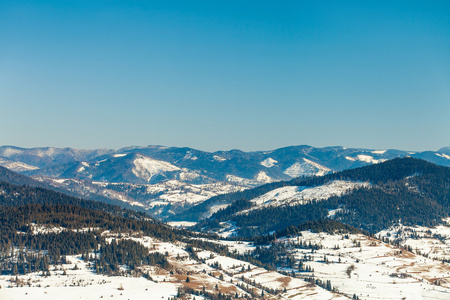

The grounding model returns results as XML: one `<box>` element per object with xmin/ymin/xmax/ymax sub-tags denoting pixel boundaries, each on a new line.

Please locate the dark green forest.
<box><xmin>0</xmin><ymin>179</ymin><xmax>247</xmax><ymax>277</ymax></box>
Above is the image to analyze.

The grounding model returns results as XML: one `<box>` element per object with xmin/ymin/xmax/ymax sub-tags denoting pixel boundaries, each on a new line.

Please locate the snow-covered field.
<box><xmin>0</xmin><ymin>255</ymin><xmax>178</xmax><ymax>300</ymax></box>
<box><xmin>378</xmin><ymin>220</ymin><xmax>450</xmax><ymax>261</ymax></box>
<box><xmin>194</xmin><ymin>222</ymin><xmax>450</xmax><ymax>299</ymax></box>
<box><xmin>0</xmin><ymin>229</ymin><xmax>349</xmax><ymax>299</ymax></box>
<box><xmin>277</xmin><ymin>230</ymin><xmax>450</xmax><ymax>299</ymax></box>
<box><xmin>4</xmin><ymin>219</ymin><xmax>450</xmax><ymax>300</ymax></box>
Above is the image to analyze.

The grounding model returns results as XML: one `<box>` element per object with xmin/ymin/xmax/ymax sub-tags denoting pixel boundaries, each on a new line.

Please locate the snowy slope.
<box><xmin>283</xmin><ymin>158</ymin><xmax>331</xmax><ymax>177</ymax></box>
<box><xmin>241</xmin><ymin>180</ymin><xmax>369</xmax><ymax>213</ymax></box>
<box><xmin>260</xmin><ymin>157</ymin><xmax>278</xmax><ymax>168</ymax></box>
<box><xmin>225</xmin><ymin>174</ymin><xmax>262</xmax><ymax>187</ymax></box>
<box><xmin>132</xmin><ymin>155</ymin><xmax>181</xmax><ymax>183</ymax></box>
<box><xmin>345</xmin><ymin>154</ymin><xmax>388</xmax><ymax>164</ymax></box>
<box><xmin>0</xmin><ymin>158</ymin><xmax>39</xmax><ymax>172</ymax></box>
<box><xmin>0</xmin><ymin>259</ymin><xmax>178</xmax><ymax>300</ymax></box>
<box><xmin>278</xmin><ymin>230</ymin><xmax>450</xmax><ymax>300</ymax></box>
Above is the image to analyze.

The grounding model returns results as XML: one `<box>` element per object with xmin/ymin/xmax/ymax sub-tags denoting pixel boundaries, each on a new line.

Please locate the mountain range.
<box><xmin>1</xmin><ymin>144</ymin><xmax>449</xmax><ymax>219</ymax></box>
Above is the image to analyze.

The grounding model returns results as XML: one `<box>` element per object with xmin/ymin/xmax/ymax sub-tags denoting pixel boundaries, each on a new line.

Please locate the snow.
<box><xmin>260</xmin><ymin>157</ymin><xmax>278</xmax><ymax>168</ymax></box>
<box><xmin>277</xmin><ymin>231</ymin><xmax>450</xmax><ymax>300</ymax></box>
<box><xmin>28</xmin><ymin>224</ymin><xmax>66</xmax><ymax>235</ymax></box>
<box><xmin>284</xmin><ymin>158</ymin><xmax>330</xmax><ymax>178</ymax></box>
<box><xmin>255</xmin><ymin>171</ymin><xmax>273</xmax><ymax>183</ymax></box>
<box><xmin>214</xmin><ymin>222</ymin><xmax>238</xmax><ymax>238</ymax></box>
<box><xmin>166</xmin><ymin>221</ymin><xmax>197</xmax><ymax>228</ymax></box>
<box><xmin>327</xmin><ymin>207</ymin><xmax>344</xmax><ymax>218</ymax></box>
<box><xmin>142</xmin><ymin>180</ymin><xmax>247</xmax><ymax>207</ymax></box>
<box><xmin>213</xmin><ymin>155</ymin><xmax>226</xmax><ymax>162</ymax></box>
<box><xmin>132</xmin><ymin>155</ymin><xmax>180</xmax><ymax>183</ymax></box>
<box><xmin>225</xmin><ymin>174</ymin><xmax>261</xmax><ymax>187</ymax></box>
<box><xmin>208</xmin><ymin>204</ymin><xmax>231</xmax><ymax>215</ymax></box>
<box><xmin>46</xmin><ymin>177</ymin><xmax>247</xmax><ymax>216</ymax></box>
<box><xmin>35</xmin><ymin>148</ymin><xmax>56</xmax><ymax>158</ymax></box>
<box><xmin>94</xmin><ymin>159</ymin><xmax>107</xmax><ymax>166</ymax></box>
<box><xmin>241</xmin><ymin>180</ymin><xmax>369</xmax><ymax>213</ymax></box>
<box><xmin>0</xmin><ymin>158</ymin><xmax>39</xmax><ymax>172</ymax></box>
<box><xmin>177</xmin><ymin>170</ymin><xmax>202</xmax><ymax>181</ymax></box>
<box><xmin>4</xmin><ymin>226</ymin><xmax>450</xmax><ymax>300</ymax></box>
<box><xmin>160</xmin><ymin>192</ymin><xmax>207</xmax><ymax>204</ymax></box>
<box><xmin>346</xmin><ymin>155</ymin><xmax>388</xmax><ymax>164</ymax></box>
<box><xmin>372</xmin><ymin>150</ymin><xmax>387</xmax><ymax>154</ymax></box>
<box><xmin>113</xmin><ymin>153</ymin><xmax>127</xmax><ymax>158</ymax></box>
<box><xmin>217</xmin><ymin>240</ymin><xmax>254</xmax><ymax>255</ymax></box>
<box><xmin>43</xmin><ymin>177</ymin><xmax>144</xmax><ymax>208</ymax></box>
<box><xmin>356</xmin><ymin>155</ymin><xmax>387</xmax><ymax>164</ymax></box>
<box><xmin>202</xmin><ymin>253</ymin><xmax>347</xmax><ymax>299</ymax></box>
<box><xmin>18</xmin><ymin>224</ymin><xmax>99</xmax><ymax>235</ymax></box>
<box><xmin>436</xmin><ymin>153</ymin><xmax>450</xmax><ymax>160</ymax></box>
<box><xmin>0</xmin><ymin>255</ymin><xmax>177</xmax><ymax>300</ymax></box>
<box><xmin>377</xmin><ymin>222</ymin><xmax>450</xmax><ymax>261</ymax></box>
<box><xmin>1</xmin><ymin>147</ymin><xmax>24</xmax><ymax>157</ymax></box>
<box><xmin>183</xmin><ymin>151</ymin><xmax>198</xmax><ymax>160</ymax></box>
<box><xmin>77</xmin><ymin>162</ymin><xmax>89</xmax><ymax>173</ymax></box>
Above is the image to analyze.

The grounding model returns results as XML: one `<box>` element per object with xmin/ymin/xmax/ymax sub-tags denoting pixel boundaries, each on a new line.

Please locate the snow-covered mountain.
<box><xmin>0</xmin><ymin>146</ymin><xmax>113</xmax><ymax>168</ymax></box>
<box><xmin>3</xmin><ymin>145</ymin><xmax>450</xmax><ymax>184</ymax></box>
<box><xmin>1</xmin><ymin>144</ymin><xmax>450</xmax><ymax>219</ymax></box>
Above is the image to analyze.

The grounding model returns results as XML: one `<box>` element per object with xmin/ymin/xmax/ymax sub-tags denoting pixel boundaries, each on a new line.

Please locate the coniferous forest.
<box><xmin>196</xmin><ymin>158</ymin><xmax>450</xmax><ymax>236</ymax></box>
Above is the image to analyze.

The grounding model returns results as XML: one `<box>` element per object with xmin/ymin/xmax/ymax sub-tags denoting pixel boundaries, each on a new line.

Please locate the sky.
<box><xmin>1</xmin><ymin>0</ymin><xmax>449</xmax><ymax>152</ymax></box>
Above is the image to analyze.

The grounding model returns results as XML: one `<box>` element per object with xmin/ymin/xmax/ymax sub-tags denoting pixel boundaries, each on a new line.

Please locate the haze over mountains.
<box><xmin>1</xmin><ymin>144</ymin><xmax>449</xmax><ymax>219</ymax></box>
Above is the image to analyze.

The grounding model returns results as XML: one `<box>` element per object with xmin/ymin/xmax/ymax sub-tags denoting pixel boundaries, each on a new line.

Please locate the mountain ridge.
<box><xmin>1</xmin><ymin>144</ymin><xmax>450</xmax><ymax>220</ymax></box>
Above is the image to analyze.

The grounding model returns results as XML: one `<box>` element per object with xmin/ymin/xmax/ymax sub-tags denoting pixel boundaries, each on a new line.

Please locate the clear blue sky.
<box><xmin>1</xmin><ymin>1</ymin><xmax>449</xmax><ymax>152</ymax></box>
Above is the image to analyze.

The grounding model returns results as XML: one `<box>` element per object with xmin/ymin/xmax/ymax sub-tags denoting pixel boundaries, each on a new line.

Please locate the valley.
<box><xmin>2</xmin><ymin>220</ymin><xmax>450</xmax><ymax>299</ymax></box>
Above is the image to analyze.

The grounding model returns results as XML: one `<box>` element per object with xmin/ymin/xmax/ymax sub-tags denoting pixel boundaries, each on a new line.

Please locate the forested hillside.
<box><xmin>0</xmin><ymin>165</ymin><xmax>154</xmax><ymax>214</ymax></box>
<box><xmin>0</xmin><ymin>165</ymin><xmax>47</xmax><ymax>187</ymax></box>
<box><xmin>0</xmin><ymin>179</ymin><xmax>234</xmax><ymax>279</ymax></box>
<box><xmin>0</xmin><ymin>180</ymin><xmax>147</xmax><ymax>219</ymax></box>
<box><xmin>195</xmin><ymin>158</ymin><xmax>450</xmax><ymax>236</ymax></box>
